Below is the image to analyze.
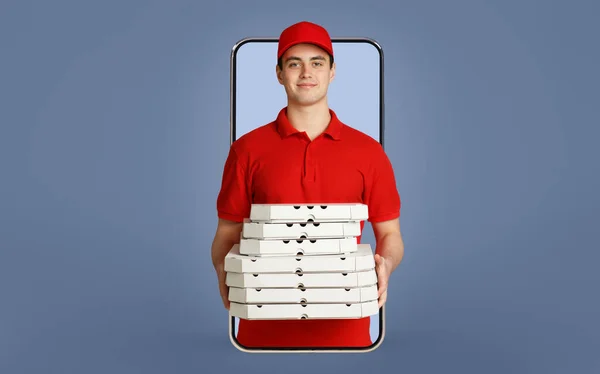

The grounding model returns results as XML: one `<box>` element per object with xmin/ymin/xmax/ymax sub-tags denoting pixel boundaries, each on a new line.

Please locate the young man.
<box><xmin>212</xmin><ymin>21</ymin><xmax>404</xmax><ymax>348</ymax></box>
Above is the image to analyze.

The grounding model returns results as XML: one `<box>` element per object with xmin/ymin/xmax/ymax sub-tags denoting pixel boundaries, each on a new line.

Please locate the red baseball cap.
<box><xmin>277</xmin><ymin>21</ymin><xmax>333</xmax><ymax>59</ymax></box>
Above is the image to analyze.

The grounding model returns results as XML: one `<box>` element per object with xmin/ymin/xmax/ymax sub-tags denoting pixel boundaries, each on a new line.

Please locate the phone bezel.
<box><xmin>228</xmin><ymin>37</ymin><xmax>386</xmax><ymax>353</ymax></box>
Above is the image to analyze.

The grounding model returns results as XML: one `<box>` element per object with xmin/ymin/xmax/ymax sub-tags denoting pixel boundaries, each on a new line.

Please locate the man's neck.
<box><xmin>286</xmin><ymin>101</ymin><xmax>331</xmax><ymax>140</ymax></box>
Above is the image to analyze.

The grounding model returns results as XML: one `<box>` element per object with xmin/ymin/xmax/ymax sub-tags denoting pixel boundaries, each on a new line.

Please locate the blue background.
<box><xmin>1</xmin><ymin>0</ymin><xmax>599</xmax><ymax>373</ymax></box>
<box><xmin>234</xmin><ymin>40</ymin><xmax>382</xmax><ymax>343</ymax></box>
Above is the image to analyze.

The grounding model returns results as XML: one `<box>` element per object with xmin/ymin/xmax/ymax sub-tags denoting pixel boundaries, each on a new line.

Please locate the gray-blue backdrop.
<box><xmin>1</xmin><ymin>0</ymin><xmax>598</xmax><ymax>373</ymax></box>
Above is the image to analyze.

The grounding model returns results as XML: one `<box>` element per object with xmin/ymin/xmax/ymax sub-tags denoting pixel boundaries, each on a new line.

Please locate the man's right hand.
<box><xmin>215</xmin><ymin>261</ymin><xmax>230</xmax><ymax>310</ymax></box>
<box><xmin>211</xmin><ymin>218</ymin><xmax>243</xmax><ymax>311</ymax></box>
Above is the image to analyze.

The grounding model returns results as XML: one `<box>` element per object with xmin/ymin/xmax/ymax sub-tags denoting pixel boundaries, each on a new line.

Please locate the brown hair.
<box><xmin>277</xmin><ymin>53</ymin><xmax>334</xmax><ymax>70</ymax></box>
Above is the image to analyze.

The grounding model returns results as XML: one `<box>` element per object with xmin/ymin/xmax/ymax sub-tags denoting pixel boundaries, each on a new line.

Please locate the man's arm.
<box><xmin>372</xmin><ymin>217</ymin><xmax>404</xmax><ymax>272</ymax></box>
<box><xmin>211</xmin><ymin>218</ymin><xmax>244</xmax><ymax>309</ymax></box>
<box><xmin>371</xmin><ymin>217</ymin><xmax>404</xmax><ymax>306</ymax></box>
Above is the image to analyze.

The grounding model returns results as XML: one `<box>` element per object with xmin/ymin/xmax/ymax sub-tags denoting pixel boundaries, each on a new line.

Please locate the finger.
<box><xmin>375</xmin><ymin>258</ymin><xmax>385</xmax><ymax>277</ymax></box>
<box><xmin>378</xmin><ymin>282</ymin><xmax>387</xmax><ymax>297</ymax></box>
<box><xmin>216</xmin><ymin>266</ymin><xmax>230</xmax><ymax>310</ymax></box>
<box><xmin>374</xmin><ymin>254</ymin><xmax>388</xmax><ymax>296</ymax></box>
<box><xmin>220</xmin><ymin>285</ymin><xmax>230</xmax><ymax>309</ymax></box>
<box><xmin>221</xmin><ymin>281</ymin><xmax>230</xmax><ymax>309</ymax></box>
<box><xmin>378</xmin><ymin>290</ymin><xmax>387</xmax><ymax>308</ymax></box>
<box><xmin>375</xmin><ymin>255</ymin><xmax>387</xmax><ymax>275</ymax></box>
<box><xmin>221</xmin><ymin>288</ymin><xmax>230</xmax><ymax>309</ymax></box>
<box><xmin>377</xmin><ymin>274</ymin><xmax>387</xmax><ymax>295</ymax></box>
<box><xmin>377</xmin><ymin>272</ymin><xmax>388</xmax><ymax>296</ymax></box>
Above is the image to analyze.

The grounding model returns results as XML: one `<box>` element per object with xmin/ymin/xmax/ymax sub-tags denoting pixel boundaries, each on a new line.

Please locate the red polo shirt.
<box><xmin>216</xmin><ymin>107</ymin><xmax>400</xmax><ymax>348</ymax></box>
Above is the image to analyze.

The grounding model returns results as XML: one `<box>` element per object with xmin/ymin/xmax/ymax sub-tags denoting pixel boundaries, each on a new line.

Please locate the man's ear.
<box><xmin>329</xmin><ymin>62</ymin><xmax>336</xmax><ymax>83</ymax></box>
<box><xmin>276</xmin><ymin>65</ymin><xmax>284</xmax><ymax>85</ymax></box>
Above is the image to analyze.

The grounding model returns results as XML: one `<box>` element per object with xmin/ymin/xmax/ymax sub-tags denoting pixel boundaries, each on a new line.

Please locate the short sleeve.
<box><xmin>216</xmin><ymin>145</ymin><xmax>251</xmax><ymax>222</ymax></box>
<box><xmin>364</xmin><ymin>146</ymin><xmax>401</xmax><ymax>223</ymax></box>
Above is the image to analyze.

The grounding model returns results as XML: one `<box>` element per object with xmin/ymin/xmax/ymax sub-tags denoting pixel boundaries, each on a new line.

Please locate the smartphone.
<box><xmin>228</xmin><ymin>37</ymin><xmax>385</xmax><ymax>352</ymax></box>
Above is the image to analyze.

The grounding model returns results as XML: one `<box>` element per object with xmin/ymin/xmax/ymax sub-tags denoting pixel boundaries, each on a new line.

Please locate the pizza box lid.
<box><xmin>239</xmin><ymin>237</ymin><xmax>358</xmax><ymax>256</ymax></box>
<box><xmin>228</xmin><ymin>284</ymin><xmax>378</xmax><ymax>304</ymax></box>
<box><xmin>225</xmin><ymin>243</ymin><xmax>374</xmax><ymax>273</ymax></box>
<box><xmin>242</xmin><ymin>220</ymin><xmax>361</xmax><ymax>240</ymax></box>
<box><xmin>229</xmin><ymin>300</ymin><xmax>379</xmax><ymax>320</ymax></box>
<box><xmin>249</xmin><ymin>203</ymin><xmax>368</xmax><ymax>223</ymax></box>
<box><xmin>226</xmin><ymin>268</ymin><xmax>377</xmax><ymax>288</ymax></box>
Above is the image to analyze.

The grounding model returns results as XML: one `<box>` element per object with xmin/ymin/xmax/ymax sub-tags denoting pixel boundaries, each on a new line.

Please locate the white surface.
<box><xmin>225</xmin><ymin>243</ymin><xmax>374</xmax><ymax>273</ymax></box>
<box><xmin>242</xmin><ymin>221</ymin><xmax>361</xmax><ymax>239</ymax></box>
<box><xmin>228</xmin><ymin>284</ymin><xmax>378</xmax><ymax>304</ymax></box>
<box><xmin>229</xmin><ymin>300</ymin><xmax>380</xmax><ymax>320</ymax></box>
<box><xmin>239</xmin><ymin>237</ymin><xmax>358</xmax><ymax>256</ymax></box>
<box><xmin>226</xmin><ymin>268</ymin><xmax>377</xmax><ymax>288</ymax></box>
<box><xmin>249</xmin><ymin>203</ymin><xmax>368</xmax><ymax>223</ymax></box>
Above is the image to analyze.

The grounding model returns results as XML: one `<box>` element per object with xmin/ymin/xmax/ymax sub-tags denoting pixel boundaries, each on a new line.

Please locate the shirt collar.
<box><xmin>275</xmin><ymin>107</ymin><xmax>343</xmax><ymax>140</ymax></box>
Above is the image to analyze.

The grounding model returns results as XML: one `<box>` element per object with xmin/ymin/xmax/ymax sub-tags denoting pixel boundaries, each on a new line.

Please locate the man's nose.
<box><xmin>300</xmin><ymin>65</ymin><xmax>313</xmax><ymax>77</ymax></box>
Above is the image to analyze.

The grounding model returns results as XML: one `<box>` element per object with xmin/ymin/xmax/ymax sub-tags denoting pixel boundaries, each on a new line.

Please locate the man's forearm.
<box><xmin>375</xmin><ymin>232</ymin><xmax>404</xmax><ymax>273</ymax></box>
<box><xmin>211</xmin><ymin>220</ymin><xmax>243</xmax><ymax>268</ymax></box>
<box><xmin>211</xmin><ymin>236</ymin><xmax>237</xmax><ymax>268</ymax></box>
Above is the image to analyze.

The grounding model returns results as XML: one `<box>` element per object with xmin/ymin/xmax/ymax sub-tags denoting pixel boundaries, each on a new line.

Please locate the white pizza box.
<box><xmin>239</xmin><ymin>237</ymin><xmax>358</xmax><ymax>256</ymax></box>
<box><xmin>225</xmin><ymin>244</ymin><xmax>374</xmax><ymax>273</ymax></box>
<box><xmin>242</xmin><ymin>220</ymin><xmax>361</xmax><ymax>240</ymax></box>
<box><xmin>249</xmin><ymin>203</ymin><xmax>368</xmax><ymax>223</ymax></box>
<box><xmin>226</xmin><ymin>268</ymin><xmax>377</xmax><ymax>288</ymax></box>
<box><xmin>229</xmin><ymin>300</ymin><xmax>379</xmax><ymax>320</ymax></box>
<box><xmin>228</xmin><ymin>284</ymin><xmax>378</xmax><ymax>304</ymax></box>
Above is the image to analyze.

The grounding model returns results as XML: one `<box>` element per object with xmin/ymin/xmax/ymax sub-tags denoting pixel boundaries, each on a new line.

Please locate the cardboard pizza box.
<box><xmin>225</xmin><ymin>243</ymin><xmax>374</xmax><ymax>273</ymax></box>
<box><xmin>249</xmin><ymin>203</ymin><xmax>368</xmax><ymax>223</ymax></box>
<box><xmin>242</xmin><ymin>220</ymin><xmax>361</xmax><ymax>240</ymax></box>
<box><xmin>238</xmin><ymin>237</ymin><xmax>358</xmax><ymax>256</ymax></box>
<box><xmin>229</xmin><ymin>300</ymin><xmax>379</xmax><ymax>320</ymax></box>
<box><xmin>225</xmin><ymin>268</ymin><xmax>377</xmax><ymax>288</ymax></box>
<box><xmin>228</xmin><ymin>284</ymin><xmax>378</xmax><ymax>304</ymax></box>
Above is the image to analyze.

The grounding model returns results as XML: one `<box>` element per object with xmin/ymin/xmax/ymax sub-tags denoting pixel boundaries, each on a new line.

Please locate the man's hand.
<box><xmin>215</xmin><ymin>261</ymin><xmax>230</xmax><ymax>310</ymax></box>
<box><xmin>371</xmin><ymin>218</ymin><xmax>405</xmax><ymax>308</ymax></box>
<box><xmin>374</xmin><ymin>253</ymin><xmax>391</xmax><ymax>307</ymax></box>
<box><xmin>211</xmin><ymin>218</ymin><xmax>243</xmax><ymax>311</ymax></box>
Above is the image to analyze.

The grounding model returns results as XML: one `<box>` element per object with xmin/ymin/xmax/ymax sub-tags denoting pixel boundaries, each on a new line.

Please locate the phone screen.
<box><xmin>228</xmin><ymin>38</ymin><xmax>385</xmax><ymax>352</ymax></box>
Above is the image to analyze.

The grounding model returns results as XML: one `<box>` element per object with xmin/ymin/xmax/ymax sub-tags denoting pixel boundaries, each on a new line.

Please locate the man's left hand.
<box><xmin>374</xmin><ymin>253</ymin><xmax>391</xmax><ymax>308</ymax></box>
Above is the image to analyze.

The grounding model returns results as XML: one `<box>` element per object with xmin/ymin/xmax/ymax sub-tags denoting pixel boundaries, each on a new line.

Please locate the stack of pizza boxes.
<box><xmin>224</xmin><ymin>203</ymin><xmax>379</xmax><ymax>320</ymax></box>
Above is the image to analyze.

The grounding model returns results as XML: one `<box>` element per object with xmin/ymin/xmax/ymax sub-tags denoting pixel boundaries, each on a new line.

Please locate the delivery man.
<box><xmin>211</xmin><ymin>21</ymin><xmax>405</xmax><ymax>348</ymax></box>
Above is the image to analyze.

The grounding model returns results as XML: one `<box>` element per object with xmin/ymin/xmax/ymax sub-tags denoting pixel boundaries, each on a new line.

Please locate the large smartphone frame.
<box><xmin>228</xmin><ymin>37</ymin><xmax>386</xmax><ymax>353</ymax></box>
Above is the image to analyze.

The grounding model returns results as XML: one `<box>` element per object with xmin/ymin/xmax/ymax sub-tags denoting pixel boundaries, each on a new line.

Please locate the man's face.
<box><xmin>276</xmin><ymin>43</ymin><xmax>335</xmax><ymax>107</ymax></box>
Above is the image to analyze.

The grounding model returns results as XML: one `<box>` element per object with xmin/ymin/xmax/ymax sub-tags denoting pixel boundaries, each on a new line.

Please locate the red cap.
<box><xmin>277</xmin><ymin>21</ymin><xmax>333</xmax><ymax>59</ymax></box>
